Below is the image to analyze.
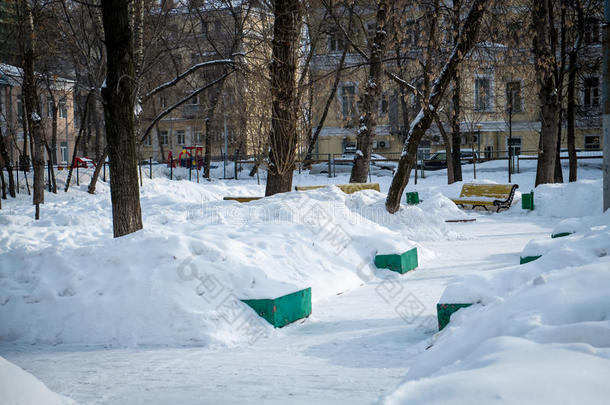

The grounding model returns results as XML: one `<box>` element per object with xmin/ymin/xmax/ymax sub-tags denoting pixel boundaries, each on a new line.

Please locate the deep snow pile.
<box><xmin>382</xmin><ymin>210</ymin><xmax>610</xmax><ymax>404</ymax></box>
<box><xmin>0</xmin><ymin>356</ymin><xmax>76</xmax><ymax>405</ymax></box>
<box><xmin>0</xmin><ymin>178</ymin><xmax>465</xmax><ymax>346</ymax></box>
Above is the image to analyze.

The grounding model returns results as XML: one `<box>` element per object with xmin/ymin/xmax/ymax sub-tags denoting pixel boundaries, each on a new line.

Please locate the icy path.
<box><xmin>0</xmin><ymin>216</ymin><xmax>556</xmax><ymax>405</ymax></box>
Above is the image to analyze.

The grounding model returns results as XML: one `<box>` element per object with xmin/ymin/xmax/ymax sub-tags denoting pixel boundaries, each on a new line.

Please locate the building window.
<box><xmin>194</xmin><ymin>131</ymin><xmax>203</xmax><ymax>144</ymax></box>
<box><xmin>159</xmin><ymin>95</ymin><xmax>167</xmax><ymax>108</ymax></box>
<box><xmin>485</xmin><ymin>145</ymin><xmax>494</xmax><ymax>159</ymax></box>
<box><xmin>583</xmin><ymin>77</ymin><xmax>600</xmax><ymax>109</ymax></box>
<box><xmin>506</xmin><ymin>81</ymin><xmax>522</xmax><ymax>113</ymax></box>
<box><xmin>379</xmin><ymin>93</ymin><xmax>388</xmax><ymax>115</ymax></box>
<box><xmin>59</xmin><ymin>97</ymin><xmax>68</xmax><ymax>119</ymax></box>
<box><xmin>584</xmin><ymin>135</ymin><xmax>600</xmax><ymax>150</ymax></box>
<box><xmin>47</xmin><ymin>97</ymin><xmax>53</xmax><ymax>117</ymax></box>
<box><xmin>507</xmin><ymin>137</ymin><xmax>521</xmax><ymax>156</ymax></box>
<box><xmin>160</xmin><ymin>130</ymin><xmax>169</xmax><ymax>146</ymax></box>
<box><xmin>60</xmin><ymin>142</ymin><xmax>68</xmax><ymax>163</ymax></box>
<box><xmin>340</xmin><ymin>84</ymin><xmax>355</xmax><ymax>119</ymax></box>
<box><xmin>17</xmin><ymin>95</ymin><xmax>23</xmax><ymax>121</ymax></box>
<box><xmin>201</xmin><ymin>21</ymin><xmax>209</xmax><ymax>36</ymax></box>
<box><xmin>144</xmin><ymin>134</ymin><xmax>152</xmax><ymax>146</ymax></box>
<box><xmin>176</xmin><ymin>130</ymin><xmax>185</xmax><ymax>145</ymax></box>
<box><xmin>584</xmin><ymin>18</ymin><xmax>600</xmax><ymax>44</ymax></box>
<box><xmin>328</xmin><ymin>29</ymin><xmax>346</xmax><ymax>52</ymax></box>
<box><xmin>187</xmin><ymin>93</ymin><xmax>199</xmax><ymax>105</ymax></box>
<box><xmin>474</xmin><ymin>75</ymin><xmax>493</xmax><ymax>112</ymax></box>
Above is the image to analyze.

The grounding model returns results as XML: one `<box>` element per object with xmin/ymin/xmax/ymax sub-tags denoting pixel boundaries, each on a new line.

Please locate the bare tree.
<box><xmin>532</xmin><ymin>0</ymin><xmax>560</xmax><ymax>186</ymax></box>
<box><xmin>385</xmin><ymin>0</ymin><xmax>491</xmax><ymax>213</ymax></box>
<box><xmin>265</xmin><ymin>0</ymin><xmax>303</xmax><ymax>195</ymax></box>
<box><xmin>100</xmin><ymin>0</ymin><xmax>143</xmax><ymax>237</ymax></box>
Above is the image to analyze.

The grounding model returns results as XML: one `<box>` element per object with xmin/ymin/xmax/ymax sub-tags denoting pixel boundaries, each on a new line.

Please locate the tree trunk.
<box><xmin>0</xmin><ymin>126</ymin><xmax>16</xmax><ymax>198</ymax></box>
<box><xmin>88</xmin><ymin>146</ymin><xmax>109</xmax><ymax>194</ymax></box>
<box><xmin>533</xmin><ymin>0</ymin><xmax>559</xmax><ymax>186</ymax></box>
<box><xmin>451</xmin><ymin>0</ymin><xmax>463</xmax><ymax>182</ymax></box>
<box><xmin>204</xmin><ymin>118</ymin><xmax>211</xmax><ymax>179</ymax></box>
<box><xmin>65</xmin><ymin>92</ymin><xmax>93</xmax><ymax>192</ymax></box>
<box><xmin>433</xmin><ymin>113</ymin><xmax>455</xmax><ymax>184</ymax></box>
<box><xmin>386</xmin><ymin>0</ymin><xmax>490</xmax><ymax>213</ymax></box>
<box><xmin>304</xmin><ymin>44</ymin><xmax>348</xmax><ymax>166</ymax></box>
<box><xmin>350</xmin><ymin>0</ymin><xmax>390</xmax><ymax>183</ymax></box>
<box><xmin>19</xmin><ymin>1</ymin><xmax>45</xmax><ymax>219</ymax></box>
<box><xmin>567</xmin><ymin>51</ymin><xmax>578</xmax><ymax>181</ymax></box>
<box><xmin>451</xmin><ymin>73</ymin><xmax>463</xmax><ymax>182</ymax></box>
<box><xmin>100</xmin><ymin>0</ymin><xmax>143</xmax><ymax>238</ymax></box>
<box><xmin>265</xmin><ymin>0</ymin><xmax>302</xmax><ymax>196</ymax></box>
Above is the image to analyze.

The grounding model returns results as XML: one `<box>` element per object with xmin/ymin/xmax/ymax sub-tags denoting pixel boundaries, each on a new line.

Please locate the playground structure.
<box><xmin>167</xmin><ymin>147</ymin><xmax>204</xmax><ymax>169</ymax></box>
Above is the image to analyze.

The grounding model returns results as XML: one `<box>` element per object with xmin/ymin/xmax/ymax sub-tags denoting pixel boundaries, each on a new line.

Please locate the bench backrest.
<box><xmin>223</xmin><ymin>196</ymin><xmax>263</xmax><ymax>203</ymax></box>
<box><xmin>459</xmin><ymin>184</ymin><xmax>515</xmax><ymax>198</ymax></box>
<box><xmin>295</xmin><ymin>183</ymin><xmax>380</xmax><ymax>194</ymax></box>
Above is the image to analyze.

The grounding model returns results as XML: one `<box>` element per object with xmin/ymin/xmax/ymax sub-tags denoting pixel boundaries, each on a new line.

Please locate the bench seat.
<box><xmin>451</xmin><ymin>183</ymin><xmax>518</xmax><ymax>212</ymax></box>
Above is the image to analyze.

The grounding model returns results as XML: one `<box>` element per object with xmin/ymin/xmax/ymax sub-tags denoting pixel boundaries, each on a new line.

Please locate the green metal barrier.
<box><xmin>242</xmin><ymin>287</ymin><xmax>312</xmax><ymax>328</ymax></box>
<box><xmin>374</xmin><ymin>248</ymin><xmax>418</xmax><ymax>274</ymax></box>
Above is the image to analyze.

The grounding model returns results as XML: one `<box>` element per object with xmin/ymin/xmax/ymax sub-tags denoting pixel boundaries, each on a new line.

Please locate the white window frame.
<box><xmin>582</xmin><ymin>76</ymin><xmax>600</xmax><ymax>110</ymax></box>
<box><xmin>474</xmin><ymin>73</ymin><xmax>494</xmax><ymax>112</ymax></box>
<box><xmin>339</xmin><ymin>83</ymin><xmax>356</xmax><ymax>119</ymax></box>
<box><xmin>505</xmin><ymin>80</ymin><xmax>523</xmax><ymax>113</ymax></box>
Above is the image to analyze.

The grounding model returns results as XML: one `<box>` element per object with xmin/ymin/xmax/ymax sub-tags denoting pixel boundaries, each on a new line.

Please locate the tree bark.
<box><xmin>533</xmin><ymin>0</ymin><xmax>559</xmax><ymax>186</ymax></box>
<box><xmin>304</xmin><ymin>44</ymin><xmax>348</xmax><ymax>166</ymax></box>
<box><xmin>350</xmin><ymin>0</ymin><xmax>390</xmax><ymax>183</ymax></box>
<box><xmin>451</xmin><ymin>73</ymin><xmax>463</xmax><ymax>182</ymax></box>
<box><xmin>566</xmin><ymin>50</ymin><xmax>578</xmax><ymax>182</ymax></box>
<box><xmin>0</xmin><ymin>126</ymin><xmax>16</xmax><ymax>198</ymax></box>
<box><xmin>450</xmin><ymin>0</ymin><xmax>463</xmax><ymax>182</ymax></box>
<box><xmin>265</xmin><ymin>0</ymin><xmax>302</xmax><ymax>196</ymax></box>
<box><xmin>386</xmin><ymin>0</ymin><xmax>490</xmax><ymax>213</ymax></box>
<box><xmin>433</xmin><ymin>113</ymin><xmax>455</xmax><ymax>184</ymax></box>
<box><xmin>88</xmin><ymin>146</ymin><xmax>109</xmax><ymax>194</ymax></box>
<box><xmin>100</xmin><ymin>0</ymin><xmax>143</xmax><ymax>237</ymax></box>
<box><xmin>19</xmin><ymin>1</ymin><xmax>45</xmax><ymax>219</ymax></box>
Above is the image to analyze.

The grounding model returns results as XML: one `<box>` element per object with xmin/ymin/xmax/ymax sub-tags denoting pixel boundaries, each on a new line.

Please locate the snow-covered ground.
<box><xmin>1</xmin><ymin>158</ymin><xmax>609</xmax><ymax>404</ymax></box>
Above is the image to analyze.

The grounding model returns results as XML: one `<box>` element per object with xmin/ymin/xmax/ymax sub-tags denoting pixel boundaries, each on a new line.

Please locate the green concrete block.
<box><xmin>406</xmin><ymin>192</ymin><xmax>420</xmax><ymax>205</ymax></box>
<box><xmin>374</xmin><ymin>248</ymin><xmax>418</xmax><ymax>274</ymax></box>
<box><xmin>520</xmin><ymin>255</ymin><xmax>542</xmax><ymax>265</ymax></box>
<box><xmin>241</xmin><ymin>287</ymin><xmax>311</xmax><ymax>328</ymax></box>
<box><xmin>551</xmin><ymin>232</ymin><xmax>573</xmax><ymax>238</ymax></box>
<box><xmin>437</xmin><ymin>303</ymin><xmax>473</xmax><ymax>330</ymax></box>
<box><xmin>522</xmin><ymin>191</ymin><xmax>534</xmax><ymax>210</ymax></box>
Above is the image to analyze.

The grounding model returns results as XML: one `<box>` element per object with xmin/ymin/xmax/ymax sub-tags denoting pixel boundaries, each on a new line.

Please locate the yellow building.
<box><xmin>0</xmin><ymin>63</ymin><xmax>77</xmax><ymax>165</ymax></box>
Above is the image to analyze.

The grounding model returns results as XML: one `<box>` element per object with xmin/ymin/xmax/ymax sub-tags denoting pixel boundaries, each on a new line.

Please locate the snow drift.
<box><xmin>0</xmin><ymin>179</ymin><xmax>462</xmax><ymax>346</ymax></box>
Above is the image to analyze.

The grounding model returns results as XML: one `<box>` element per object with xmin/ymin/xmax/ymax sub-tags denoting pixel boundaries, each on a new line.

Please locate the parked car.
<box><xmin>73</xmin><ymin>157</ymin><xmax>96</xmax><ymax>168</ymax></box>
<box><xmin>309</xmin><ymin>153</ymin><xmax>396</xmax><ymax>176</ymax></box>
<box><xmin>422</xmin><ymin>151</ymin><xmax>479</xmax><ymax>171</ymax></box>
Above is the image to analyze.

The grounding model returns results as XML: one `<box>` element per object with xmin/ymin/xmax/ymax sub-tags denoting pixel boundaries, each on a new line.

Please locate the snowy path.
<box><xmin>0</xmin><ymin>216</ymin><xmax>556</xmax><ymax>405</ymax></box>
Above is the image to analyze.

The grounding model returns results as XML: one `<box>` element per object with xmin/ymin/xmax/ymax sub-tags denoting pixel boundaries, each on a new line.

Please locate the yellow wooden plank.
<box><xmin>451</xmin><ymin>199</ymin><xmax>495</xmax><ymax>206</ymax></box>
<box><xmin>459</xmin><ymin>184</ymin><xmax>514</xmax><ymax>198</ymax></box>
<box><xmin>223</xmin><ymin>196</ymin><xmax>263</xmax><ymax>203</ymax></box>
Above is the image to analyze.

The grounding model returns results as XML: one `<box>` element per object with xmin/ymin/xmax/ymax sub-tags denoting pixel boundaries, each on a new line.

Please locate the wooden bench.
<box><xmin>451</xmin><ymin>183</ymin><xmax>518</xmax><ymax>212</ymax></box>
<box><xmin>295</xmin><ymin>183</ymin><xmax>380</xmax><ymax>194</ymax></box>
<box><xmin>223</xmin><ymin>196</ymin><xmax>263</xmax><ymax>203</ymax></box>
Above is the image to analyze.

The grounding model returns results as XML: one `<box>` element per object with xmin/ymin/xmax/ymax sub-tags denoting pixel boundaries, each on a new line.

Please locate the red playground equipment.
<box><xmin>168</xmin><ymin>147</ymin><xmax>204</xmax><ymax>169</ymax></box>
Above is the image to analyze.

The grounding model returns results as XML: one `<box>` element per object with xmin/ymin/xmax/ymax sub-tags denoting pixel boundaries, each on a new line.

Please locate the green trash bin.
<box><xmin>522</xmin><ymin>191</ymin><xmax>534</xmax><ymax>210</ymax></box>
<box><xmin>406</xmin><ymin>191</ymin><xmax>420</xmax><ymax>205</ymax></box>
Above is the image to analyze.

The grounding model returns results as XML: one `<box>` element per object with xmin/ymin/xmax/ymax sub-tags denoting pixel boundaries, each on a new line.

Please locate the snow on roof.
<box><xmin>0</xmin><ymin>63</ymin><xmax>76</xmax><ymax>87</ymax></box>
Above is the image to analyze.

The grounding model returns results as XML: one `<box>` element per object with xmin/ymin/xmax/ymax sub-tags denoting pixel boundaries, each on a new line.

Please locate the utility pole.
<box><xmin>602</xmin><ymin>0</ymin><xmax>610</xmax><ymax>211</ymax></box>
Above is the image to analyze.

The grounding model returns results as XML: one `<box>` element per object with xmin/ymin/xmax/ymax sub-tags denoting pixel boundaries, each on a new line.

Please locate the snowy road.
<box><xmin>0</xmin><ymin>215</ymin><xmax>556</xmax><ymax>404</ymax></box>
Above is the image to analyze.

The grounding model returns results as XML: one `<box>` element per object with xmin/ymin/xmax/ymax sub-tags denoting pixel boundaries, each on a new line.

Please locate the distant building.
<box><xmin>0</xmin><ymin>63</ymin><xmax>77</xmax><ymax>166</ymax></box>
